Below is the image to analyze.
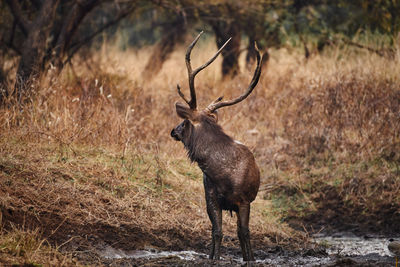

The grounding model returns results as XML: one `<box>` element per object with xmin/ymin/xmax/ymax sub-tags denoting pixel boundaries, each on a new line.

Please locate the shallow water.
<box><xmin>100</xmin><ymin>246</ymin><xmax>332</xmax><ymax>265</ymax></box>
<box><xmin>101</xmin><ymin>246</ymin><xmax>208</xmax><ymax>261</ymax></box>
<box><xmin>313</xmin><ymin>235</ymin><xmax>392</xmax><ymax>256</ymax></box>
<box><xmin>99</xmin><ymin>234</ymin><xmax>395</xmax><ymax>266</ymax></box>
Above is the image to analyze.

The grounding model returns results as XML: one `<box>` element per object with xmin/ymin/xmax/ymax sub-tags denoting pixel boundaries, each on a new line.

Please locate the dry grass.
<box><xmin>0</xmin><ymin>221</ymin><xmax>77</xmax><ymax>266</ymax></box>
<box><xmin>1</xmin><ymin>38</ymin><xmax>400</xmax><ymax>264</ymax></box>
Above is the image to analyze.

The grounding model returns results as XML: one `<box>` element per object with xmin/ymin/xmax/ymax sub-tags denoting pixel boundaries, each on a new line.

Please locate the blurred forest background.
<box><xmin>1</xmin><ymin>0</ymin><xmax>400</xmax><ymax>266</ymax></box>
<box><xmin>1</xmin><ymin>0</ymin><xmax>399</xmax><ymax>93</ymax></box>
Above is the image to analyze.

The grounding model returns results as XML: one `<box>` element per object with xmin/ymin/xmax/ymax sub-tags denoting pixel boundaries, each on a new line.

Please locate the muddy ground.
<box><xmin>0</xmin><ymin>147</ymin><xmax>398</xmax><ymax>266</ymax></box>
<box><xmin>1</xmin><ymin>204</ymin><xmax>397</xmax><ymax>266</ymax></box>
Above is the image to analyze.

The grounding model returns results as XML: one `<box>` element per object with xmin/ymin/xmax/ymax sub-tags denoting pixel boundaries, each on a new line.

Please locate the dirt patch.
<box><xmin>0</xmin><ymin>172</ymin><xmax>207</xmax><ymax>265</ymax></box>
<box><xmin>1</xmin><ymin>203</ymin><xmax>286</xmax><ymax>263</ymax></box>
<box><xmin>2</xmin><ymin>201</ymin><xmax>395</xmax><ymax>266</ymax></box>
<box><xmin>0</xmin><ymin>205</ymin><xmax>285</xmax><ymax>266</ymax></box>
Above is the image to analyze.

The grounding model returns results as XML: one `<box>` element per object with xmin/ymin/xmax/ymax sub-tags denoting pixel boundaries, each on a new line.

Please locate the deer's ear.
<box><xmin>175</xmin><ymin>102</ymin><xmax>193</xmax><ymax>120</ymax></box>
<box><xmin>208</xmin><ymin>111</ymin><xmax>218</xmax><ymax>122</ymax></box>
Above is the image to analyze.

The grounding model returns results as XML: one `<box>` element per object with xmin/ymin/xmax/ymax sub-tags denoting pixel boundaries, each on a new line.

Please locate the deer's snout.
<box><xmin>171</xmin><ymin>121</ymin><xmax>185</xmax><ymax>141</ymax></box>
<box><xmin>171</xmin><ymin>128</ymin><xmax>180</xmax><ymax>141</ymax></box>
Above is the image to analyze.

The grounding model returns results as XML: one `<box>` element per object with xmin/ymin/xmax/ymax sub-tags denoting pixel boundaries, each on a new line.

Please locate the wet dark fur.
<box><xmin>172</xmin><ymin>112</ymin><xmax>260</xmax><ymax>209</ymax></box>
<box><xmin>171</xmin><ymin>109</ymin><xmax>260</xmax><ymax>261</ymax></box>
<box><xmin>186</xmin><ymin>116</ymin><xmax>233</xmax><ymax>161</ymax></box>
<box><xmin>186</xmin><ymin>116</ymin><xmax>240</xmax><ymax>212</ymax></box>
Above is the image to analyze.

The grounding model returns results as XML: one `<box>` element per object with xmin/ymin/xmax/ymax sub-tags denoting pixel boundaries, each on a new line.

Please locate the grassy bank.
<box><xmin>1</xmin><ymin>40</ymin><xmax>399</xmax><ymax>265</ymax></box>
<box><xmin>260</xmin><ymin>48</ymin><xmax>400</xmax><ymax>235</ymax></box>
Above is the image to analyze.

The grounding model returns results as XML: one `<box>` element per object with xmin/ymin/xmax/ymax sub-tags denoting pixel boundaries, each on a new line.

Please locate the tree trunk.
<box><xmin>142</xmin><ymin>14</ymin><xmax>186</xmax><ymax>80</ymax></box>
<box><xmin>15</xmin><ymin>0</ymin><xmax>59</xmax><ymax>99</ymax></box>
<box><xmin>52</xmin><ymin>0</ymin><xmax>100</xmax><ymax>70</ymax></box>
<box><xmin>245</xmin><ymin>35</ymin><xmax>257</xmax><ymax>70</ymax></box>
<box><xmin>246</xmin><ymin>38</ymin><xmax>269</xmax><ymax>72</ymax></box>
<box><xmin>211</xmin><ymin>22</ymin><xmax>241</xmax><ymax>78</ymax></box>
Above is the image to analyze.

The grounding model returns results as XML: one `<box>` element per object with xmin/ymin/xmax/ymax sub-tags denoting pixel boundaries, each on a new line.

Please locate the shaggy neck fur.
<box><xmin>183</xmin><ymin>115</ymin><xmax>234</xmax><ymax>163</ymax></box>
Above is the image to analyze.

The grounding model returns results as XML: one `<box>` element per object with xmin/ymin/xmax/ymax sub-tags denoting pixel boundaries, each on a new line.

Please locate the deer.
<box><xmin>170</xmin><ymin>31</ymin><xmax>263</xmax><ymax>262</ymax></box>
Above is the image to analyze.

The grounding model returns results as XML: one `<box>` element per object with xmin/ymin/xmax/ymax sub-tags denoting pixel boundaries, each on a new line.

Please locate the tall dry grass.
<box><xmin>3</xmin><ymin>40</ymin><xmax>398</xmax><ymax>164</ymax></box>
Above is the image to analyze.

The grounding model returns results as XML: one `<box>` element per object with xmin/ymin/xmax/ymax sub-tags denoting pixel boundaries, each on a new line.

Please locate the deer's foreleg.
<box><xmin>203</xmin><ymin>175</ymin><xmax>223</xmax><ymax>260</ymax></box>
<box><xmin>236</xmin><ymin>203</ymin><xmax>254</xmax><ymax>261</ymax></box>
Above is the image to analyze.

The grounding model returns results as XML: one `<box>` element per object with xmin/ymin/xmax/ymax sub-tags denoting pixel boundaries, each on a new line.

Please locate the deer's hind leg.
<box><xmin>203</xmin><ymin>174</ymin><xmax>223</xmax><ymax>260</ymax></box>
<box><xmin>236</xmin><ymin>203</ymin><xmax>254</xmax><ymax>261</ymax></box>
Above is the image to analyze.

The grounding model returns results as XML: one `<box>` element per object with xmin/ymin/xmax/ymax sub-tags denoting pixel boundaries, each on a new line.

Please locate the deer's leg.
<box><xmin>236</xmin><ymin>212</ymin><xmax>247</xmax><ymax>261</ymax></box>
<box><xmin>236</xmin><ymin>203</ymin><xmax>254</xmax><ymax>261</ymax></box>
<box><xmin>203</xmin><ymin>175</ymin><xmax>223</xmax><ymax>260</ymax></box>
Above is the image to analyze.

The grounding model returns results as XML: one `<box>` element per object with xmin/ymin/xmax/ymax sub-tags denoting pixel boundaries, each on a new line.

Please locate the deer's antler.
<box><xmin>177</xmin><ymin>31</ymin><xmax>231</xmax><ymax>110</ymax></box>
<box><xmin>206</xmin><ymin>43</ymin><xmax>263</xmax><ymax>113</ymax></box>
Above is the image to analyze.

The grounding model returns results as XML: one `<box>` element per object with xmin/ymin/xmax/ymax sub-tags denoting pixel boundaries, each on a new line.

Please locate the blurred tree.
<box><xmin>141</xmin><ymin>0</ymin><xmax>244</xmax><ymax>79</ymax></box>
<box><xmin>2</xmin><ymin>0</ymin><xmax>138</xmax><ymax>101</ymax></box>
<box><xmin>200</xmin><ymin>2</ymin><xmax>242</xmax><ymax>77</ymax></box>
<box><xmin>142</xmin><ymin>4</ymin><xmax>187</xmax><ymax>80</ymax></box>
<box><xmin>139</xmin><ymin>0</ymin><xmax>270</xmax><ymax>78</ymax></box>
<box><xmin>1</xmin><ymin>0</ymin><xmax>399</xmax><ymax>102</ymax></box>
<box><xmin>5</xmin><ymin>0</ymin><xmax>60</xmax><ymax>98</ymax></box>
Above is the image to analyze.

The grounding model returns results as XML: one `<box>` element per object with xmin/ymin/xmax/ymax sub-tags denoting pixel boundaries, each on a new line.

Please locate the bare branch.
<box><xmin>4</xmin><ymin>18</ymin><xmax>22</xmax><ymax>55</ymax></box>
<box><xmin>53</xmin><ymin>0</ymin><xmax>100</xmax><ymax>68</ymax></box>
<box><xmin>5</xmin><ymin>0</ymin><xmax>31</xmax><ymax>36</ymax></box>
<box><xmin>64</xmin><ymin>6</ymin><xmax>136</xmax><ymax>66</ymax></box>
<box><xmin>341</xmin><ymin>38</ymin><xmax>385</xmax><ymax>57</ymax></box>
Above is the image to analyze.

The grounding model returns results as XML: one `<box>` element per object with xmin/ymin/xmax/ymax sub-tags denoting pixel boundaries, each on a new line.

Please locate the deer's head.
<box><xmin>171</xmin><ymin>31</ymin><xmax>263</xmax><ymax>145</ymax></box>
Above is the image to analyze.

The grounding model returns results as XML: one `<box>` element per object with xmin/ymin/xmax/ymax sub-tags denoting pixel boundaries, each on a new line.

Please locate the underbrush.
<box><xmin>266</xmin><ymin>158</ymin><xmax>400</xmax><ymax>234</ymax></box>
<box><xmin>1</xmin><ymin>41</ymin><xmax>400</xmax><ymax>264</ymax></box>
<box><xmin>261</xmin><ymin>49</ymin><xmax>400</xmax><ymax>234</ymax></box>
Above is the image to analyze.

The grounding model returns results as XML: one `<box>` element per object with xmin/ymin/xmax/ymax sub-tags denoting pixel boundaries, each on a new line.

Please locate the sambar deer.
<box><xmin>170</xmin><ymin>31</ymin><xmax>263</xmax><ymax>261</ymax></box>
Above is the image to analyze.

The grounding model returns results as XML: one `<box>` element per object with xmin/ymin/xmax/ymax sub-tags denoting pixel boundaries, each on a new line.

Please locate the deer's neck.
<box><xmin>185</xmin><ymin>121</ymin><xmax>234</xmax><ymax>164</ymax></box>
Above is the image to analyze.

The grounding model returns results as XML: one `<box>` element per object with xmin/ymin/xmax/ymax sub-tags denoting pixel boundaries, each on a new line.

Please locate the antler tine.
<box><xmin>177</xmin><ymin>84</ymin><xmax>190</xmax><ymax>105</ymax></box>
<box><xmin>183</xmin><ymin>31</ymin><xmax>231</xmax><ymax>109</ymax></box>
<box><xmin>207</xmin><ymin>42</ymin><xmax>263</xmax><ymax>112</ymax></box>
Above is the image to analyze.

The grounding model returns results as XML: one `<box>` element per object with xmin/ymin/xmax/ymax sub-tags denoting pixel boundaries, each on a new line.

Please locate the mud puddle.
<box><xmin>99</xmin><ymin>234</ymin><xmax>395</xmax><ymax>266</ymax></box>
<box><xmin>313</xmin><ymin>234</ymin><xmax>392</xmax><ymax>256</ymax></box>
<box><xmin>100</xmin><ymin>246</ymin><xmax>331</xmax><ymax>266</ymax></box>
<box><xmin>101</xmin><ymin>246</ymin><xmax>208</xmax><ymax>261</ymax></box>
